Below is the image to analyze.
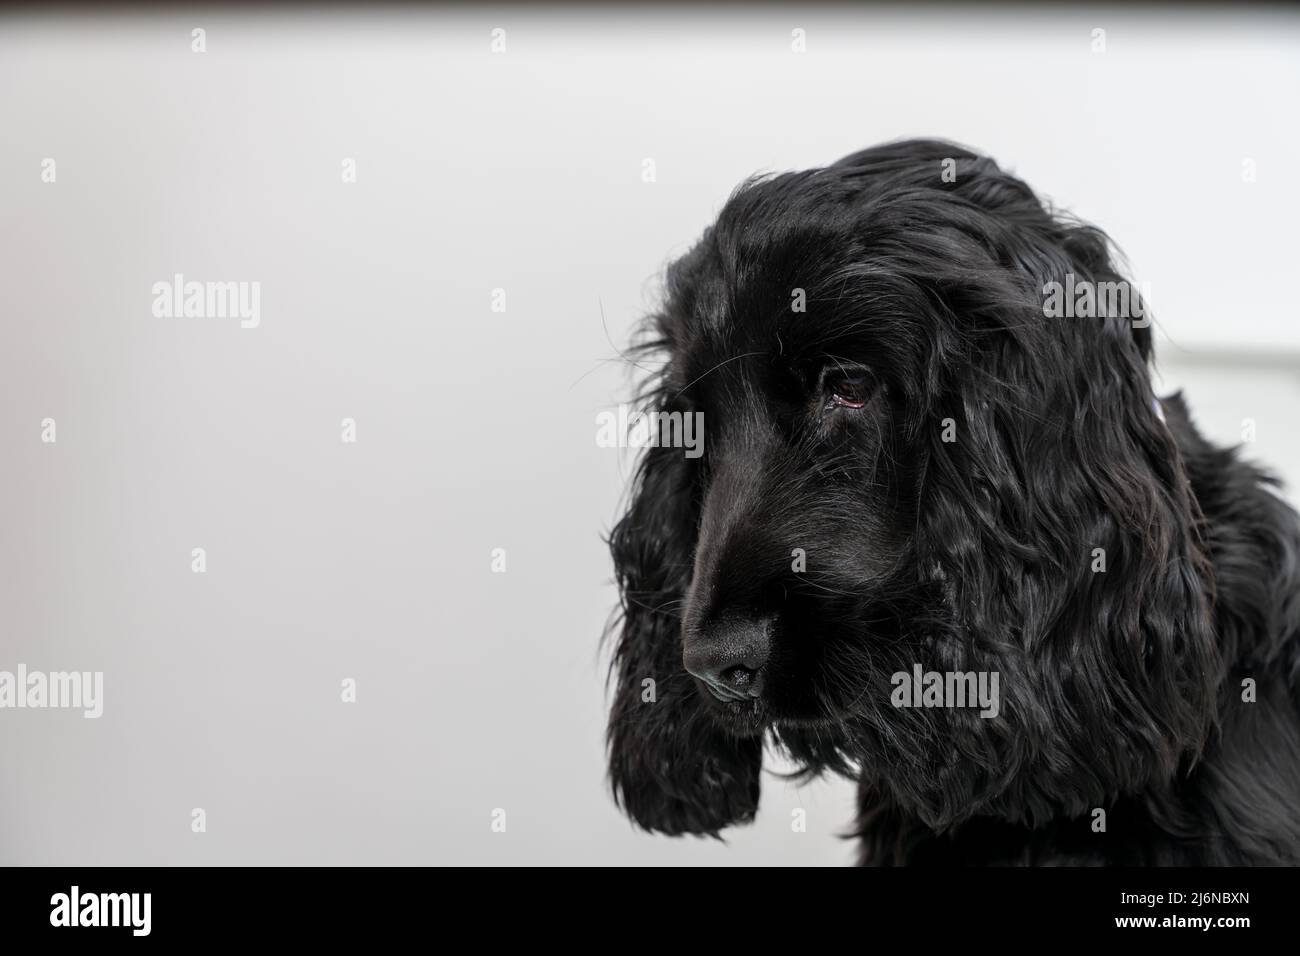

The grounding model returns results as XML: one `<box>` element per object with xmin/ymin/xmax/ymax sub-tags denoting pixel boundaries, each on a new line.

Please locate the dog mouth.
<box><xmin>703</xmin><ymin>681</ymin><xmax>755</xmax><ymax>703</ymax></box>
<box><xmin>698</xmin><ymin>682</ymin><xmax>769</xmax><ymax>732</ymax></box>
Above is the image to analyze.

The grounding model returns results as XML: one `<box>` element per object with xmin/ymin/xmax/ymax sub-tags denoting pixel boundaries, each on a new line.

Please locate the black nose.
<box><xmin>683</xmin><ymin>617</ymin><xmax>771</xmax><ymax>701</ymax></box>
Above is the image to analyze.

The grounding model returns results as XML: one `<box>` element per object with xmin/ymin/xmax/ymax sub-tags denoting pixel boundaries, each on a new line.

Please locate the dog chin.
<box><xmin>702</xmin><ymin>690</ymin><xmax>831</xmax><ymax>736</ymax></box>
<box><xmin>703</xmin><ymin>695</ymin><xmax>770</xmax><ymax>736</ymax></box>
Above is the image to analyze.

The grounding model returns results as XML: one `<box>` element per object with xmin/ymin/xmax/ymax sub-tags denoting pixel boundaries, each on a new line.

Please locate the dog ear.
<box><xmin>606</xmin><ymin>431</ymin><xmax>763</xmax><ymax>836</ymax></box>
<box><xmin>913</xmin><ymin>222</ymin><xmax>1219</xmax><ymax>820</ymax></box>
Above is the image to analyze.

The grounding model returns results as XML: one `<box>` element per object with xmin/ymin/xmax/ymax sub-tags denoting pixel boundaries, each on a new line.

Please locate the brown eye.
<box><xmin>825</xmin><ymin>370</ymin><xmax>874</xmax><ymax>409</ymax></box>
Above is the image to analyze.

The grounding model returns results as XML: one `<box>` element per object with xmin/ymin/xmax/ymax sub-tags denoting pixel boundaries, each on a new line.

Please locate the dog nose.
<box><xmin>683</xmin><ymin>617</ymin><xmax>771</xmax><ymax>701</ymax></box>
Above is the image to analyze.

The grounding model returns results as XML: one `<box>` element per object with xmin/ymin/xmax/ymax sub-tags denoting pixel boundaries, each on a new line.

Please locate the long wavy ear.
<box><xmin>908</xmin><ymin>204</ymin><xmax>1220</xmax><ymax>827</ymax></box>
<box><xmin>605</xmin><ymin>395</ymin><xmax>762</xmax><ymax>837</ymax></box>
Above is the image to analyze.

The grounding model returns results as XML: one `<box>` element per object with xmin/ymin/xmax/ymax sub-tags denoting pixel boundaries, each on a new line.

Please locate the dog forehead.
<box><xmin>688</xmin><ymin>301</ymin><xmax>868</xmax><ymax>377</ymax></box>
<box><xmin>682</xmin><ymin>288</ymin><xmax>775</xmax><ymax>357</ymax></box>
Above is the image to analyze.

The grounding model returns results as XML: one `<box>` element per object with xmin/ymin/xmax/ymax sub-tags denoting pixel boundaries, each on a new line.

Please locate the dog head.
<box><xmin>606</xmin><ymin>139</ymin><xmax>1219</xmax><ymax>836</ymax></box>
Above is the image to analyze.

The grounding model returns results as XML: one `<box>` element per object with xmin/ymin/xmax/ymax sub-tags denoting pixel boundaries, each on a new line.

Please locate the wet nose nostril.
<box><xmin>721</xmin><ymin>665</ymin><xmax>754</xmax><ymax>688</ymax></box>
<box><xmin>681</xmin><ymin>615</ymin><xmax>773</xmax><ymax>700</ymax></box>
<box><xmin>718</xmin><ymin>664</ymin><xmax>764</xmax><ymax>699</ymax></box>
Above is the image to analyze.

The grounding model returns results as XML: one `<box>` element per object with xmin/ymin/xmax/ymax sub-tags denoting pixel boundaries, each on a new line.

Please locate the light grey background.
<box><xmin>2</xmin><ymin>6</ymin><xmax>1298</xmax><ymax>866</ymax></box>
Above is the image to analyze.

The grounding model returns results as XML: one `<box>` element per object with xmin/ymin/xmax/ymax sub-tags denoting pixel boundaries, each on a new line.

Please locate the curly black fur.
<box><xmin>605</xmin><ymin>139</ymin><xmax>1300</xmax><ymax>865</ymax></box>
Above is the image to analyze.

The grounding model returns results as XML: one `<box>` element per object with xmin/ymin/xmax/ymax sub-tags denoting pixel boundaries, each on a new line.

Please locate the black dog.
<box><xmin>605</xmin><ymin>139</ymin><xmax>1300</xmax><ymax>865</ymax></box>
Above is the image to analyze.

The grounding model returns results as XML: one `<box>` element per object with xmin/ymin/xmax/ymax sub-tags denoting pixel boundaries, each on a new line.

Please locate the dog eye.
<box><xmin>825</xmin><ymin>370</ymin><xmax>875</xmax><ymax>409</ymax></box>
